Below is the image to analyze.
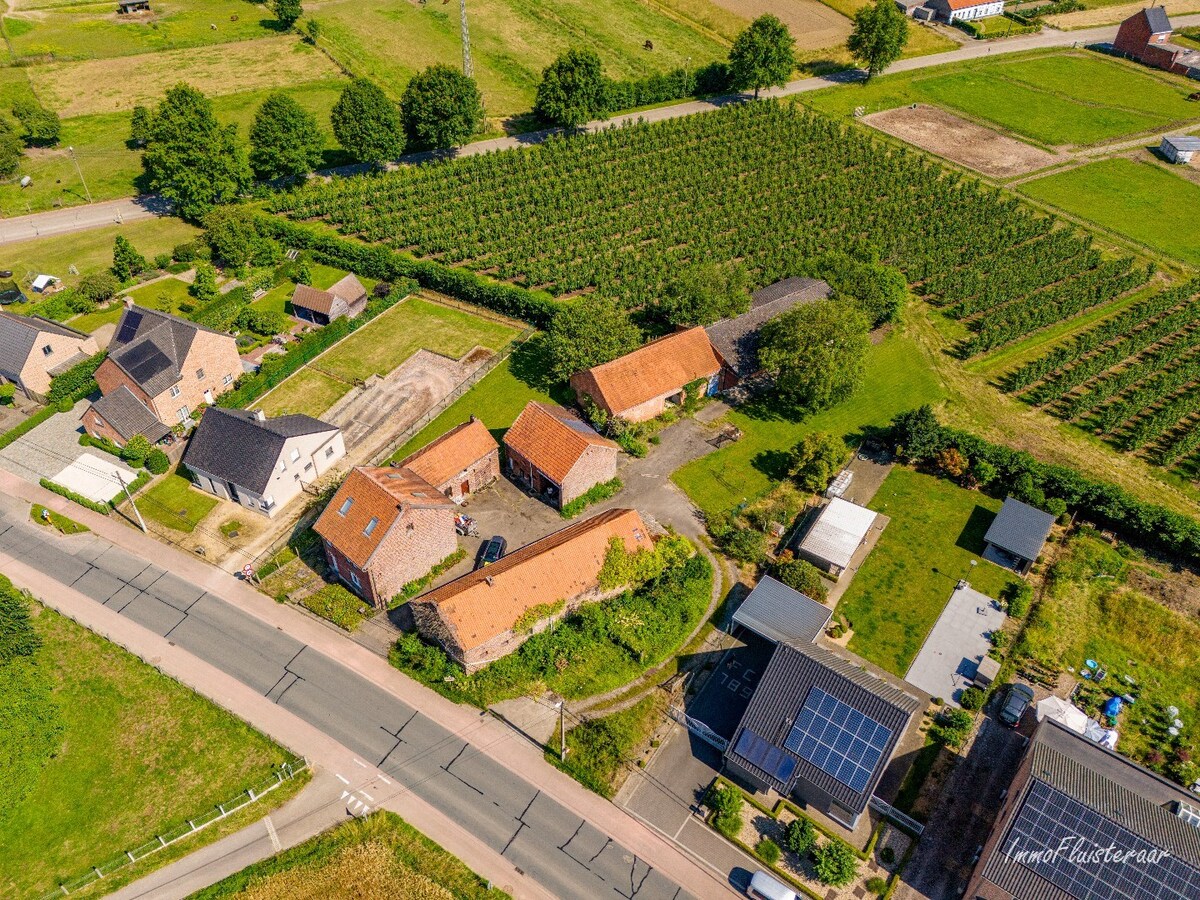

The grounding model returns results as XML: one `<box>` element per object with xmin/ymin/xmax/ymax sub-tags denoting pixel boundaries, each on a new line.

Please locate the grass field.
<box><xmin>314</xmin><ymin>297</ymin><xmax>521</xmax><ymax>383</ymax></box>
<box><xmin>1019</xmin><ymin>159</ymin><xmax>1200</xmax><ymax>267</ymax></box>
<box><xmin>137</xmin><ymin>472</ymin><xmax>220</xmax><ymax>533</ymax></box>
<box><xmin>0</xmin><ymin>600</ymin><xmax>293</xmax><ymax>899</ymax></box>
<box><xmin>837</xmin><ymin>468</ymin><xmax>1020</xmax><ymax>676</ymax></box>
<box><xmin>311</xmin><ymin>0</ymin><xmax>733</xmax><ymax>117</ymax></box>
<box><xmin>802</xmin><ymin>51</ymin><xmax>1200</xmax><ymax>147</ymax></box>
<box><xmin>191</xmin><ymin>811</ymin><xmax>507</xmax><ymax>900</ymax></box>
<box><xmin>552</xmin><ymin>695</ymin><xmax>664</xmax><ymax>798</ymax></box>
<box><xmin>255</xmin><ymin>368</ymin><xmax>350</xmax><ymax>418</ymax></box>
<box><xmin>673</xmin><ymin>329</ymin><xmax>945</xmax><ymax>517</ymax></box>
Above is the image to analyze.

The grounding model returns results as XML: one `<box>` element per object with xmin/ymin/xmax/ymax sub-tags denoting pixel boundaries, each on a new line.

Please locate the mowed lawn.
<box><xmin>0</xmin><ymin>602</ymin><xmax>291</xmax><ymax>899</ymax></box>
<box><xmin>314</xmin><ymin>298</ymin><xmax>521</xmax><ymax>383</ymax></box>
<box><xmin>837</xmin><ymin>468</ymin><xmax>1020</xmax><ymax>676</ymax></box>
<box><xmin>135</xmin><ymin>472</ymin><xmax>220</xmax><ymax>533</ymax></box>
<box><xmin>673</xmin><ymin>330</ymin><xmax>945</xmax><ymax>518</ymax></box>
<box><xmin>256</xmin><ymin>368</ymin><xmax>351</xmax><ymax>419</ymax></box>
<box><xmin>1019</xmin><ymin>158</ymin><xmax>1200</xmax><ymax>266</ymax></box>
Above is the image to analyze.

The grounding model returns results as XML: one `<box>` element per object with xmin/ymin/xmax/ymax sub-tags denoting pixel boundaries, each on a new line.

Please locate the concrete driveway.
<box><xmin>905</xmin><ymin>584</ymin><xmax>1006</xmax><ymax>706</ymax></box>
<box><xmin>0</xmin><ymin>398</ymin><xmax>137</xmax><ymax>489</ymax></box>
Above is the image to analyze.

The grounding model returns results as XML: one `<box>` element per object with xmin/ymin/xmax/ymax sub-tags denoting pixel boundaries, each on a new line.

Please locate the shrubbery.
<box><xmin>959</xmin><ymin>686</ymin><xmax>985</xmax><ymax>711</ymax></box>
<box><xmin>784</xmin><ymin>817</ymin><xmax>817</xmax><ymax>855</ymax></box>
<box><xmin>756</xmin><ymin>837</ymin><xmax>781</xmax><ymax>865</ymax></box>
<box><xmin>705</xmin><ymin>782</ymin><xmax>743</xmax><ymax>838</ymax></box>
<box><xmin>929</xmin><ymin>707</ymin><xmax>974</xmax><ymax>747</ymax></box>
<box><xmin>300</xmin><ymin>584</ymin><xmax>369</xmax><ymax>631</ymax></box>
<box><xmin>813</xmin><ymin>839</ymin><xmax>859</xmax><ymax>887</ymax></box>
<box><xmin>560</xmin><ymin>477</ymin><xmax>623</xmax><ymax>519</ymax></box>
<box><xmin>772</xmin><ymin>554</ymin><xmax>828</xmax><ymax>601</ymax></box>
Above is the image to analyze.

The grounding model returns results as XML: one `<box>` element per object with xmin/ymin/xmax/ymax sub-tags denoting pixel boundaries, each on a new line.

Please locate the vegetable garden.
<box><xmin>1004</xmin><ymin>279</ymin><xmax>1200</xmax><ymax>469</ymax></box>
<box><xmin>272</xmin><ymin>102</ymin><xmax>1145</xmax><ymax>354</ymax></box>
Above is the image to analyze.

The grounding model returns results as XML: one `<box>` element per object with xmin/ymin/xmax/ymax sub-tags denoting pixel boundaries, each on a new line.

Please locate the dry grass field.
<box><xmin>705</xmin><ymin>0</ymin><xmax>851</xmax><ymax>49</ymax></box>
<box><xmin>1047</xmin><ymin>0</ymin><xmax>1200</xmax><ymax>27</ymax></box>
<box><xmin>235</xmin><ymin>841</ymin><xmax>453</xmax><ymax>900</ymax></box>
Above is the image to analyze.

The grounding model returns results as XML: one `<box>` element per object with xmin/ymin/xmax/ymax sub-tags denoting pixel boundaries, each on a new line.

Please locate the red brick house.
<box><xmin>397</xmin><ymin>416</ymin><xmax>499</xmax><ymax>503</ymax></box>
<box><xmin>410</xmin><ymin>508</ymin><xmax>654</xmax><ymax>671</ymax></box>
<box><xmin>290</xmin><ymin>273</ymin><xmax>368</xmax><ymax>326</ymax></box>
<box><xmin>313</xmin><ymin>466</ymin><xmax>457</xmax><ymax>608</ymax></box>
<box><xmin>503</xmin><ymin>402</ymin><xmax>619</xmax><ymax>510</ymax></box>
<box><xmin>569</xmin><ymin>327</ymin><xmax>722</xmax><ymax>423</ymax></box>
<box><xmin>1113</xmin><ymin>8</ymin><xmax>1200</xmax><ymax>77</ymax></box>
<box><xmin>88</xmin><ymin>302</ymin><xmax>242</xmax><ymax>434</ymax></box>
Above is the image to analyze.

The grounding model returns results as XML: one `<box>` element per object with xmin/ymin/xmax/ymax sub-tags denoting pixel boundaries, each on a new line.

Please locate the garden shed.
<box><xmin>796</xmin><ymin>498</ymin><xmax>878</xmax><ymax>579</ymax></box>
<box><xmin>982</xmin><ymin>496</ymin><xmax>1054</xmax><ymax>575</ymax></box>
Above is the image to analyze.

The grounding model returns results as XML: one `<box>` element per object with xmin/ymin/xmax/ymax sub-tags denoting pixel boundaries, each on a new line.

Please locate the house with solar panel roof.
<box><xmin>965</xmin><ymin>717</ymin><xmax>1200</xmax><ymax>900</ymax></box>
<box><xmin>724</xmin><ymin>640</ymin><xmax>923</xmax><ymax>829</ymax></box>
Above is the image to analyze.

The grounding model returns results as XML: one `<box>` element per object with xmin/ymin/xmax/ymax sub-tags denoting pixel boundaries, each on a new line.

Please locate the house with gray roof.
<box><xmin>89</xmin><ymin>301</ymin><xmax>242</xmax><ymax>432</ymax></box>
<box><xmin>706</xmin><ymin>277</ymin><xmax>831</xmax><ymax>387</ymax></box>
<box><xmin>983</xmin><ymin>496</ymin><xmax>1055</xmax><ymax>575</ymax></box>
<box><xmin>182</xmin><ymin>407</ymin><xmax>345</xmax><ymax>517</ymax></box>
<box><xmin>84</xmin><ymin>385</ymin><xmax>171</xmax><ymax>446</ymax></box>
<box><xmin>0</xmin><ymin>310</ymin><xmax>98</xmax><ymax>400</ymax></box>
<box><xmin>724</xmin><ymin>641</ymin><xmax>922</xmax><ymax>829</ymax></box>
<box><xmin>965</xmin><ymin>717</ymin><xmax>1200</xmax><ymax>900</ymax></box>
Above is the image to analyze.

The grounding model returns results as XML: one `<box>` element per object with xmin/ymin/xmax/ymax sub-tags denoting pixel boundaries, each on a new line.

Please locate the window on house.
<box><xmin>169</xmin><ymin>385</ymin><xmax>181</xmax><ymax>398</ymax></box>
<box><xmin>304</xmin><ymin>462</ymin><xmax>313</xmax><ymax>471</ymax></box>
<box><xmin>325</xmin><ymin>446</ymin><xmax>335</xmax><ymax>458</ymax></box>
<box><xmin>223</xmin><ymin>373</ymin><xmax>233</xmax><ymax>385</ymax></box>
<box><xmin>338</xmin><ymin>497</ymin><xmax>353</xmax><ymax>515</ymax></box>
<box><xmin>363</xmin><ymin>517</ymin><xmax>378</xmax><ymax>536</ymax></box>
<box><xmin>41</xmin><ymin>344</ymin><xmax>53</xmax><ymax>356</ymax></box>
<box><xmin>177</xmin><ymin>406</ymin><xmax>189</xmax><ymax>422</ymax></box>
<box><xmin>349</xmin><ymin>570</ymin><xmax>360</xmax><ymax>588</ymax></box>
<box><xmin>196</xmin><ymin>368</ymin><xmax>205</xmax><ymax>380</ymax></box>
<box><xmin>278</xmin><ymin>460</ymin><xmax>286</xmax><ymax>473</ymax></box>
<box><xmin>289</xmin><ymin>448</ymin><xmax>300</xmax><ymax>462</ymax></box>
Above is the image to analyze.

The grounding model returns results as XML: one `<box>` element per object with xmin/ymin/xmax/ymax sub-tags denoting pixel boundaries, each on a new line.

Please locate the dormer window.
<box><xmin>363</xmin><ymin>517</ymin><xmax>378</xmax><ymax>536</ymax></box>
<box><xmin>338</xmin><ymin>497</ymin><xmax>353</xmax><ymax>515</ymax></box>
<box><xmin>289</xmin><ymin>448</ymin><xmax>300</xmax><ymax>462</ymax></box>
<box><xmin>41</xmin><ymin>344</ymin><xmax>53</xmax><ymax>356</ymax></box>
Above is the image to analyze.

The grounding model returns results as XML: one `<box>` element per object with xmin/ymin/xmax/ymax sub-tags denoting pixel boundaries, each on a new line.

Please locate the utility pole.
<box><xmin>118</xmin><ymin>471</ymin><xmax>147</xmax><ymax>533</ymax></box>
<box><xmin>67</xmin><ymin>146</ymin><xmax>93</xmax><ymax>204</ymax></box>
<box><xmin>557</xmin><ymin>699</ymin><xmax>567</xmax><ymax>762</ymax></box>
<box><xmin>460</xmin><ymin>0</ymin><xmax>473</xmax><ymax>79</ymax></box>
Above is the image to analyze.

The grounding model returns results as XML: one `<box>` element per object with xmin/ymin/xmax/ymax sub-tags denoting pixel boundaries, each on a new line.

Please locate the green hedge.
<box><xmin>254</xmin><ymin>213</ymin><xmax>559</xmax><ymax>327</ymax></box>
<box><xmin>560</xmin><ymin>477</ymin><xmax>623</xmax><ymax>519</ymax></box>
<box><xmin>38</xmin><ymin>478</ymin><xmax>111</xmax><ymax>515</ymax></box>
<box><xmin>190</xmin><ymin>285</ymin><xmax>251</xmax><ymax>330</ymax></box>
<box><xmin>0</xmin><ymin>406</ymin><xmax>57</xmax><ymax>452</ymax></box>
<box><xmin>46</xmin><ymin>351</ymin><xmax>106</xmax><ymax>404</ymax></box>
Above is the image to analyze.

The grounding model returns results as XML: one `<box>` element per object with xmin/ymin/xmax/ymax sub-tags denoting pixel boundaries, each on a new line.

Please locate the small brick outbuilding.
<box><xmin>397</xmin><ymin>416</ymin><xmax>499</xmax><ymax>503</ymax></box>
<box><xmin>503</xmin><ymin>402</ymin><xmax>619</xmax><ymax>510</ymax></box>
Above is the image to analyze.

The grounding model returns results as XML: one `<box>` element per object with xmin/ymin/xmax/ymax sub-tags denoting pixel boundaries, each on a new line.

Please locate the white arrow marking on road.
<box><xmin>379</xmin><ymin>775</ymin><xmax>392</xmax><ymax>785</ymax></box>
<box><xmin>360</xmin><ymin>790</ymin><xmax>375</xmax><ymax>802</ymax></box>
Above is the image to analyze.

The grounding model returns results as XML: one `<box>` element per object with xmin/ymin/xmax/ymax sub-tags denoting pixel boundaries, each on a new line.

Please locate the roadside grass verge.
<box><xmin>548</xmin><ymin>694</ymin><xmax>665</xmax><ymax>798</ymax></box>
<box><xmin>136</xmin><ymin>471</ymin><xmax>220</xmax><ymax>533</ymax></box>
<box><xmin>836</xmin><ymin>467</ymin><xmax>1020</xmax><ymax>676</ymax></box>
<box><xmin>299</xmin><ymin>583</ymin><xmax>371</xmax><ymax>632</ymax></box>
<box><xmin>30</xmin><ymin>503</ymin><xmax>88</xmax><ymax>534</ymax></box>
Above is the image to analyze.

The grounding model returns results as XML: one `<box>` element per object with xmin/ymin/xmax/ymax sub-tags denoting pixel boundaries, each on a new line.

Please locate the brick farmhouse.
<box><xmin>0</xmin><ymin>311</ymin><xmax>98</xmax><ymax>401</ymax></box>
<box><xmin>503</xmin><ymin>401</ymin><xmax>619</xmax><ymax>510</ymax></box>
<box><xmin>314</xmin><ymin>466</ymin><xmax>457</xmax><ymax>608</ymax></box>
<box><xmin>410</xmin><ymin>508</ymin><xmax>654</xmax><ymax>671</ymax></box>
<box><xmin>1113</xmin><ymin>8</ymin><xmax>1200</xmax><ymax>78</ymax></box>
<box><xmin>88</xmin><ymin>302</ymin><xmax>242</xmax><ymax>439</ymax></box>
<box><xmin>290</xmin><ymin>273</ymin><xmax>369</xmax><ymax>326</ymax></box>
<box><xmin>397</xmin><ymin>416</ymin><xmax>499</xmax><ymax>503</ymax></box>
<box><xmin>569</xmin><ymin>327</ymin><xmax>722</xmax><ymax>424</ymax></box>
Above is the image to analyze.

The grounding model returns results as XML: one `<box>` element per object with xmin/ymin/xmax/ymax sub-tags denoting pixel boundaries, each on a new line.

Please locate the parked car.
<box><xmin>747</xmin><ymin>870</ymin><xmax>797</xmax><ymax>900</ymax></box>
<box><xmin>999</xmin><ymin>683</ymin><xmax>1035</xmax><ymax>728</ymax></box>
<box><xmin>476</xmin><ymin>535</ymin><xmax>507</xmax><ymax>568</ymax></box>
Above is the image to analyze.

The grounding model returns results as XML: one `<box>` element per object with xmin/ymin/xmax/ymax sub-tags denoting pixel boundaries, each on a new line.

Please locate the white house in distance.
<box><xmin>181</xmin><ymin>407</ymin><xmax>345</xmax><ymax>517</ymax></box>
<box><xmin>925</xmin><ymin>0</ymin><xmax>1004</xmax><ymax>20</ymax></box>
<box><xmin>796</xmin><ymin>497</ymin><xmax>881</xmax><ymax>579</ymax></box>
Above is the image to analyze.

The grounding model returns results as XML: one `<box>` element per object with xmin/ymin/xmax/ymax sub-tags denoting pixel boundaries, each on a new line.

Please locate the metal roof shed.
<box><xmin>797</xmin><ymin>498</ymin><xmax>877</xmax><ymax>578</ymax></box>
<box><xmin>733</xmin><ymin>575</ymin><xmax>831</xmax><ymax>645</ymax></box>
<box><xmin>983</xmin><ymin>496</ymin><xmax>1054</xmax><ymax>575</ymax></box>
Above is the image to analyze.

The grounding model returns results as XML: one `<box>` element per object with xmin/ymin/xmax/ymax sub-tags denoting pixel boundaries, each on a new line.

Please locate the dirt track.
<box><xmin>864</xmin><ymin>105</ymin><xmax>1062</xmax><ymax>178</ymax></box>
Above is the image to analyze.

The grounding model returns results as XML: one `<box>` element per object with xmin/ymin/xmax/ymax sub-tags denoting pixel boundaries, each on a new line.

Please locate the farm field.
<box><xmin>1019</xmin><ymin>159</ymin><xmax>1200</xmax><ymax>267</ymax></box>
<box><xmin>1046</xmin><ymin>0</ymin><xmax>1200</xmax><ymax>29</ymax></box>
<box><xmin>0</xmin><ymin>595</ymin><xmax>296</xmax><ymax>899</ymax></box>
<box><xmin>190</xmin><ymin>812</ymin><xmax>505</xmax><ymax>900</ymax></box>
<box><xmin>255</xmin><ymin>367</ymin><xmax>349</xmax><ymax>419</ymax></box>
<box><xmin>311</xmin><ymin>0</ymin><xmax>734</xmax><ymax>117</ymax></box>
<box><xmin>836</xmin><ymin>468</ymin><xmax>1020</xmax><ymax>676</ymax></box>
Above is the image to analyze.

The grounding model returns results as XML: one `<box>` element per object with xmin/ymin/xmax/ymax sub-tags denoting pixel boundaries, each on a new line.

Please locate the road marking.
<box><xmin>360</xmin><ymin>790</ymin><xmax>375</xmax><ymax>802</ymax></box>
<box><xmin>335</xmin><ymin>773</ymin><xmax>350</xmax><ymax>784</ymax></box>
<box><xmin>352</xmin><ymin>757</ymin><xmax>368</xmax><ymax>768</ymax></box>
<box><xmin>264</xmin><ymin>816</ymin><xmax>282</xmax><ymax>853</ymax></box>
<box><xmin>379</xmin><ymin>775</ymin><xmax>392</xmax><ymax>785</ymax></box>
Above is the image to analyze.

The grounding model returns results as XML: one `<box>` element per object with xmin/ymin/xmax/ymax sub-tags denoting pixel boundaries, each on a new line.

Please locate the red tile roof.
<box><xmin>399</xmin><ymin>417</ymin><xmax>498</xmax><ymax>489</ymax></box>
<box><xmin>502</xmin><ymin>402</ymin><xmax>617</xmax><ymax>484</ymax></box>
<box><xmin>569</xmin><ymin>327</ymin><xmax>722</xmax><ymax>416</ymax></box>
<box><xmin>416</xmin><ymin>508</ymin><xmax>653</xmax><ymax>653</ymax></box>
<box><xmin>291</xmin><ymin>284</ymin><xmax>337</xmax><ymax>315</ymax></box>
<box><xmin>313</xmin><ymin>466</ymin><xmax>453</xmax><ymax>568</ymax></box>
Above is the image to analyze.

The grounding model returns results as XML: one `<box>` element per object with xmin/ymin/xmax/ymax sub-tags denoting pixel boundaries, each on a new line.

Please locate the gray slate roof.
<box><xmin>0</xmin><ymin>311</ymin><xmax>90</xmax><ymax>382</ymax></box>
<box><xmin>978</xmin><ymin>719</ymin><xmax>1200</xmax><ymax>899</ymax></box>
<box><xmin>1144</xmin><ymin>5</ymin><xmax>1171</xmax><ymax>33</ymax></box>
<box><xmin>984</xmin><ymin>496</ymin><xmax>1055</xmax><ymax>563</ymax></box>
<box><xmin>182</xmin><ymin>407</ymin><xmax>338</xmax><ymax>495</ymax></box>
<box><xmin>108</xmin><ymin>304</ymin><xmax>223</xmax><ymax>397</ymax></box>
<box><xmin>706</xmin><ymin>277</ymin><xmax>831</xmax><ymax>378</ymax></box>
<box><xmin>89</xmin><ymin>385</ymin><xmax>170</xmax><ymax>443</ymax></box>
<box><xmin>725</xmin><ymin>641</ymin><xmax>921</xmax><ymax>814</ymax></box>
<box><xmin>733</xmin><ymin>575</ymin><xmax>831</xmax><ymax>645</ymax></box>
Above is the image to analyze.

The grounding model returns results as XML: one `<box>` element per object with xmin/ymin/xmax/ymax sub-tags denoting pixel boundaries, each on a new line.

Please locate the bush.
<box><xmin>755</xmin><ymin>838</ymin><xmax>781</xmax><ymax>865</ymax></box>
<box><xmin>145</xmin><ymin>448</ymin><xmax>170</xmax><ymax>474</ymax></box>
<box><xmin>389</xmin><ymin>630</ymin><xmax>456</xmax><ymax>684</ymax></box>
<box><xmin>722</xmin><ymin>527</ymin><xmax>768</xmax><ymax>564</ymax></box>
<box><xmin>959</xmin><ymin>686</ymin><xmax>985</xmax><ymax>711</ymax></box>
<box><xmin>560</xmin><ymin>477</ymin><xmax>622</xmax><ymax>519</ymax></box>
<box><xmin>46</xmin><ymin>351</ymin><xmax>105</xmax><ymax>404</ymax></box>
<box><xmin>0</xmin><ymin>383</ymin><xmax>14</xmax><ymax>405</ymax></box>
<box><xmin>77</xmin><ymin>273</ymin><xmax>119</xmax><ymax>304</ymax></box>
<box><xmin>813</xmin><ymin>839</ymin><xmax>859</xmax><ymax>887</ymax></box>
<box><xmin>12</xmin><ymin>98</ymin><xmax>59</xmax><ymax>146</ymax></box>
<box><xmin>79</xmin><ymin>432</ymin><xmax>123</xmax><ymax>458</ymax></box>
<box><xmin>154</xmin><ymin>252</ymin><xmax>172</xmax><ymax>270</ymax></box>
<box><xmin>705</xmin><ymin>782</ymin><xmax>743</xmax><ymax>838</ymax></box>
<box><xmin>38</xmin><ymin>478</ymin><xmax>110</xmax><ymax>515</ymax></box>
<box><xmin>772</xmin><ymin>556</ymin><xmax>828</xmax><ymax>601</ymax></box>
<box><xmin>866</xmin><ymin>876</ymin><xmax>888</xmax><ymax>895</ymax></box>
<box><xmin>111</xmin><ymin>235</ymin><xmax>148</xmax><ymax>281</ymax></box>
<box><xmin>1004</xmin><ymin>581</ymin><xmax>1033</xmax><ymax>618</ymax></box>
<box><xmin>929</xmin><ymin>708</ymin><xmax>974</xmax><ymax>748</ymax></box>
<box><xmin>784</xmin><ymin>817</ymin><xmax>817</xmax><ymax>856</ymax></box>
<box><xmin>300</xmin><ymin>583</ymin><xmax>368</xmax><ymax>631</ymax></box>
<box><xmin>121</xmin><ymin>434</ymin><xmax>152</xmax><ymax>466</ymax></box>
<box><xmin>880</xmin><ymin>846</ymin><xmax>896</xmax><ymax>864</ymax></box>
<box><xmin>234</xmin><ymin>306</ymin><xmax>290</xmax><ymax>337</ymax></box>
<box><xmin>173</xmin><ymin>240</ymin><xmax>209</xmax><ymax>263</ymax></box>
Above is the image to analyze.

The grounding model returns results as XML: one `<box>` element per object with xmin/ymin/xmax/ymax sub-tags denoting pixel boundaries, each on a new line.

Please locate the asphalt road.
<box><xmin>0</xmin><ymin>507</ymin><xmax>703</xmax><ymax>900</ymax></box>
<box><xmin>0</xmin><ymin>195</ymin><xmax>171</xmax><ymax>245</ymax></box>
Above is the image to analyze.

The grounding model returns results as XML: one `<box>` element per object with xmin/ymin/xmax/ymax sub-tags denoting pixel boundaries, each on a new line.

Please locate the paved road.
<box><xmin>0</xmin><ymin>195</ymin><xmax>171</xmax><ymax>245</ymax></box>
<box><xmin>0</xmin><ymin>477</ymin><xmax>737</xmax><ymax>900</ymax></box>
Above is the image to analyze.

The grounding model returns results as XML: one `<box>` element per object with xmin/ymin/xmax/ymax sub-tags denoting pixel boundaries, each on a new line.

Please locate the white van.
<box><xmin>747</xmin><ymin>870</ymin><xmax>798</xmax><ymax>900</ymax></box>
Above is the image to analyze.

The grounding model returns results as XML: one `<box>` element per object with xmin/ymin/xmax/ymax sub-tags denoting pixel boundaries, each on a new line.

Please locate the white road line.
<box><xmin>360</xmin><ymin>790</ymin><xmax>375</xmax><ymax>802</ymax></box>
<box><xmin>264</xmin><ymin>816</ymin><xmax>282</xmax><ymax>853</ymax></box>
<box><xmin>379</xmin><ymin>775</ymin><xmax>393</xmax><ymax>785</ymax></box>
<box><xmin>352</xmin><ymin>757</ymin><xmax>368</xmax><ymax>768</ymax></box>
<box><xmin>335</xmin><ymin>773</ymin><xmax>350</xmax><ymax>784</ymax></box>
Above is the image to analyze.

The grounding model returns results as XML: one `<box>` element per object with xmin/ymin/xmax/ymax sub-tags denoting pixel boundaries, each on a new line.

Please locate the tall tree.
<box><xmin>129</xmin><ymin>104</ymin><xmax>152</xmax><ymax>147</ymax></box>
<box><xmin>189</xmin><ymin>263</ymin><xmax>219</xmax><ymax>304</ymax></box>
<box><xmin>203</xmin><ymin>206</ymin><xmax>279</xmax><ymax>268</ymax></box>
<box><xmin>400</xmin><ymin>64</ymin><xmax>484</xmax><ymax>151</ymax></box>
<box><xmin>818</xmin><ymin>251</ymin><xmax>907</xmax><ymax>326</ymax></box>
<box><xmin>759</xmin><ymin>301</ymin><xmax>869</xmax><ymax>412</ymax></box>
<box><xmin>788</xmin><ymin>431</ymin><xmax>849</xmax><ymax>492</ymax></box>
<box><xmin>142</xmin><ymin>84</ymin><xmax>251</xmax><ymax>221</ymax></box>
<box><xmin>546</xmin><ymin>297</ymin><xmax>642</xmax><ymax>381</ymax></box>
<box><xmin>272</xmin><ymin>0</ymin><xmax>302</xmax><ymax>28</ymax></box>
<box><xmin>727</xmin><ymin>15</ymin><xmax>796</xmax><ymax>99</ymax></box>
<box><xmin>653</xmin><ymin>261</ymin><xmax>751</xmax><ymax>327</ymax></box>
<box><xmin>111</xmin><ymin>235</ymin><xmax>148</xmax><ymax>282</ymax></box>
<box><xmin>249</xmin><ymin>92</ymin><xmax>324</xmax><ymax>180</ymax></box>
<box><xmin>12</xmin><ymin>99</ymin><xmax>60</xmax><ymax>147</ymax></box>
<box><xmin>534</xmin><ymin>48</ymin><xmax>610</xmax><ymax>128</ymax></box>
<box><xmin>847</xmin><ymin>0</ymin><xmax>909</xmax><ymax>81</ymax></box>
<box><xmin>330</xmin><ymin>78</ymin><xmax>404</xmax><ymax>164</ymax></box>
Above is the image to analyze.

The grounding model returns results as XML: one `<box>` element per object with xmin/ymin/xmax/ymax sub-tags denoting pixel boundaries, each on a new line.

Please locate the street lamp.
<box><xmin>67</xmin><ymin>146</ymin><xmax>93</xmax><ymax>204</ymax></box>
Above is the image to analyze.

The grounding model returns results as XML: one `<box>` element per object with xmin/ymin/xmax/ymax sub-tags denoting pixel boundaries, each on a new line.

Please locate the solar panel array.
<box><xmin>783</xmin><ymin>687</ymin><xmax>891</xmax><ymax>794</ymax></box>
<box><xmin>122</xmin><ymin>342</ymin><xmax>172</xmax><ymax>385</ymax></box>
<box><xmin>1004</xmin><ymin>780</ymin><xmax>1200</xmax><ymax>900</ymax></box>
<box><xmin>114</xmin><ymin>308</ymin><xmax>144</xmax><ymax>345</ymax></box>
<box><xmin>733</xmin><ymin>728</ymin><xmax>796</xmax><ymax>784</ymax></box>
